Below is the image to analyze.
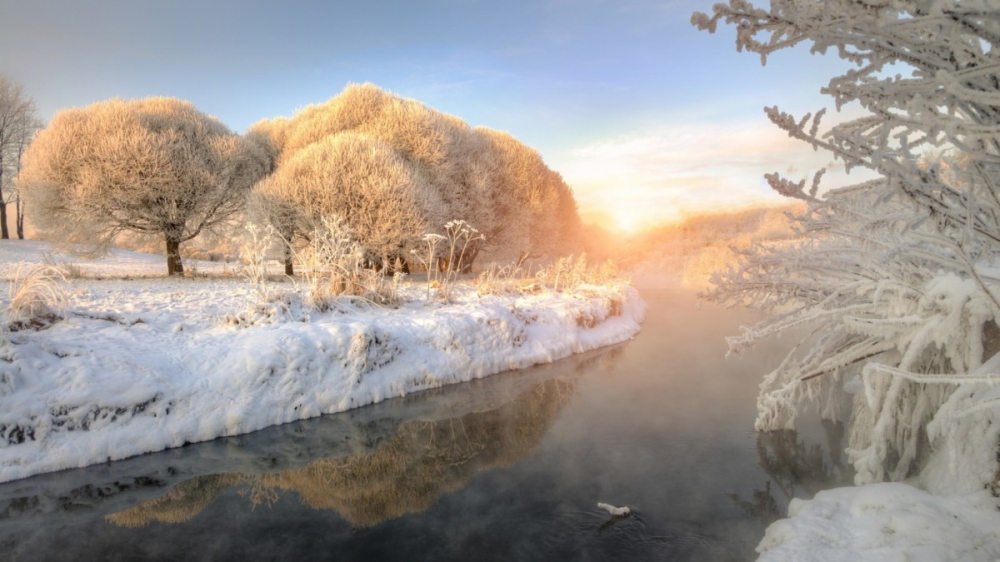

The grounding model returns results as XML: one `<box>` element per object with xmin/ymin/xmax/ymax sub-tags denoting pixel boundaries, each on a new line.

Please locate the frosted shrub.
<box><xmin>4</xmin><ymin>263</ymin><xmax>67</xmax><ymax>332</ymax></box>
<box><xmin>221</xmin><ymin>222</ymin><xmax>305</xmax><ymax>327</ymax></box>
<box><xmin>239</xmin><ymin>222</ymin><xmax>276</xmax><ymax>301</ymax></box>
<box><xmin>405</xmin><ymin>220</ymin><xmax>482</xmax><ymax>303</ymax></box>
<box><xmin>534</xmin><ymin>254</ymin><xmax>623</xmax><ymax>292</ymax></box>
<box><xmin>475</xmin><ymin>262</ymin><xmax>531</xmax><ymax>296</ymax></box>
<box><xmin>697</xmin><ymin>1</ymin><xmax>1000</xmax><ymax>489</ymax></box>
<box><xmin>535</xmin><ymin>256</ymin><xmax>573</xmax><ymax>292</ymax></box>
<box><xmin>411</xmin><ymin>232</ymin><xmax>445</xmax><ymax>303</ymax></box>
<box><xmin>304</xmin><ymin>216</ymin><xmax>403</xmax><ymax>309</ymax></box>
<box><xmin>477</xmin><ymin>254</ymin><xmax>626</xmax><ymax>297</ymax></box>
<box><xmin>438</xmin><ymin>220</ymin><xmax>485</xmax><ymax>301</ymax></box>
<box><xmin>441</xmin><ymin>220</ymin><xmax>484</xmax><ymax>276</ymax></box>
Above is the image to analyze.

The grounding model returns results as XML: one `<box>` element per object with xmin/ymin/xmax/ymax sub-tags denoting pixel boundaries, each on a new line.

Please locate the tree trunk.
<box><xmin>15</xmin><ymin>197</ymin><xmax>23</xmax><ymax>239</ymax></box>
<box><xmin>457</xmin><ymin>241</ymin><xmax>481</xmax><ymax>274</ymax></box>
<box><xmin>0</xmin><ymin>163</ymin><xmax>7</xmax><ymax>240</ymax></box>
<box><xmin>166</xmin><ymin>237</ymin><xmax>184</xmax><ymax>276</ymax></box>
<box><xmin>459</xmin><ymin>246</ymin><xmax>480</xmax><ymax>274</ymax></box>
<box><xmin>0</xmin><ymin>201</ymin><xmax>8</xmax><ymax>240</ymax></box>
<box><xmin>284</xmin><ymin>244</ymin><xmax>294</xmax><ymax>276</ymax></box>
<box><xmin>15</xmin><ymin>139</ymin><xmax>26</xmax><ymax>239</ymax></box>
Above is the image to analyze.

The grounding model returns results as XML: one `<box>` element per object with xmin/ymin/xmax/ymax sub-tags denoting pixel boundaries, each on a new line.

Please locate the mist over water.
<box><xmin>0</xmin><ymin>289</ymin><xmax>850</xmax><ymax>561</ymax></box>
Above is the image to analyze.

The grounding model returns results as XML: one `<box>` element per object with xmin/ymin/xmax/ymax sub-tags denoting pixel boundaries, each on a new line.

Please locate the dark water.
<box><xmin>0</xmin><ymin>290</ymin><xmax>851</xmax><ymax>561</ymax></box>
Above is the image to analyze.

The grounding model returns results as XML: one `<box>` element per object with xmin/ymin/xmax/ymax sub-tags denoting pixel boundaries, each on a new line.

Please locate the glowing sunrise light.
<box><xmin>614</xmin><ymin>211</ymin><xmax>642</xmax><ymax>234</ymax></box>
<box><xmin>553</xmin><ymin>113</ymin><xmax>876</xmax><ymax>233</ymax></box>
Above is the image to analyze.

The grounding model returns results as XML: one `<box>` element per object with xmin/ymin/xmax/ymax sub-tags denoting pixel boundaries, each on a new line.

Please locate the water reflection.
<box><xmin>729</xmin><ymin>421</ymin><xmax>853</xmax><ymax>527</ymax></box>
<box><xmin>105</xmin><ymin>377</ymin><xmax>579</xmax><ymax>529</ymax></box>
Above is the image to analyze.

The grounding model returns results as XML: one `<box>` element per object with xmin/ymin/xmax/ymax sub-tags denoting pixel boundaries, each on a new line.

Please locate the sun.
<box><xmin>615</xmin><ymin>211</ymin><xmax>641</xmax><ymax>234</ymax></box>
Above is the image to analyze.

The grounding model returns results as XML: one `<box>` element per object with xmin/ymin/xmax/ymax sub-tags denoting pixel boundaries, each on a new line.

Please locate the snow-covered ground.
<box><xmin>757</xmin><ymin>483</ymin><xmax>1000</xmax><ymax>561</ymax></box>
<box><xmin>0</xmin><ymin>240</ymin><xmax>644</xmax><ymax>483</ymax></box>
<box><xmin>0</xmin><ymin>239</ymin><xmax>235</xmax><ymax>279</ymax></box>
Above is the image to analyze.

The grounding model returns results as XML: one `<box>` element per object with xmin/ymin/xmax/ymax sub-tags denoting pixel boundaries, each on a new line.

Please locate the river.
<box><xmin>0</xmin><ymin>289</ymin><xmax>851</xmax><ymax>561</ymax></box>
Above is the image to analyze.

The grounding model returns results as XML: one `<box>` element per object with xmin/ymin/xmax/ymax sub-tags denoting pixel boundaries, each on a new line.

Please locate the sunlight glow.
<box><xmin>553</xmin><ymin>112</ymin><xmax>876</xmax><ymax>231</ymax></box>
<box><xmin>614</xmin><ymin>211</ymin><xmax>642</xmax><ymax>234</ymax></box>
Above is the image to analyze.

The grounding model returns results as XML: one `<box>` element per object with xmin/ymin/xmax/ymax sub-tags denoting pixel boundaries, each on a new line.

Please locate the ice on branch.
<box><xmin>697</xmin><ymin>0</ymin><xmax>1000</xmax><ymax>492</ymax></box>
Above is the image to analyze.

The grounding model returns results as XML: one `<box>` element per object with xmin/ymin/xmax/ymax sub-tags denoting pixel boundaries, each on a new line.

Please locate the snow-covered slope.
<box><xmin>0</xmin><ymin>242</ymin><xmax>644</xmax><ymax>483</ymax></box>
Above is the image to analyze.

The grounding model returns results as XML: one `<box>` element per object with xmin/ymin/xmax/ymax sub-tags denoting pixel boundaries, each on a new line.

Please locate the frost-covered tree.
<box><xmin>250</xmin><ymin>84</ymin><xmax>581</xmax><ymax>270</ymax></box>
<box><xmin>477</xmin><ymin>128</ymin><xmax>582</xmax><ymax>262</ymax></box>
<box><xmin>10</xmin><ymin>113</ymin><xmax>43</xmax><ymax>240</ymax></box>
<box><xmin>696</xmin><ymin>1</ymin><xmax>1000</xmax><ymax>491</ymax></box>
<box><xmin>0</xmin><ymin>74</ymin><xmax>40</xmax><ymax>240</ymax></box>
<box><xmin>253</xmin><ymin>132</ymin><xmax>446</xmax><ymax>269</ymax></box>
<box><xmin>19</xmin><ymin>97</ymin><xmax>268</xmax><ymax>275</ymax></box>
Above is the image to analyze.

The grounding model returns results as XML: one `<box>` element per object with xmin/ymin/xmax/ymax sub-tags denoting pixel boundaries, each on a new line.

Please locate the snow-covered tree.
<box><xmin>478</xmin><ymin>128</ymin><xmax>581</xmax><ymax>262</ymax></box>
<box><xmin>20</xmin><ymin>97</ymin><xmax>269</xmax><ymax>275</ymax></box>
<box><xmin>696</xmin><ymin>1</ymin><xmax>1000</xmax><ymax>490</ymax></box>
<box><xmin>0</xmin><ymin>74</ymin><xmax>40</xmax><ymax>240</ymax></box>
<box><xmin>10</xmin><ymin>113</ymin><xmax>43</xmax><ymax>240</ymax></box>
<box><xmin>250</xmin><ymin>84</ymin><xmax>581</xmax><ymax>270</ymax></box>
<box><xmin>253</xmin><ymin>132</ymin><xmax>446</xmax><ymax>269</ymax></box>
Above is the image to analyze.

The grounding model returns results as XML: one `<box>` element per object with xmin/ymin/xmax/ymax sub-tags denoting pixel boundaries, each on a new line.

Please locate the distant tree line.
<box><xmin>15</xmin><ymin>82</ymin><xmax>582</xmax><ymax>275</ymax></box>
<box><xmin>0</xmin><ymin>74</ymin><xmax>42</xmax><ymax>240</ymax></box>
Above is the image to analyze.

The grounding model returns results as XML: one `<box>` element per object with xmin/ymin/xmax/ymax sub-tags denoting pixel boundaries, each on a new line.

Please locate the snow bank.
<box><xmin>0</xmin><ymin>247</ymin><xmax>644</xmax><ymax>484</ymax></box>
<box><xmin>756</xmin><ymin>482</ymin><xmax>1000</xmax><ymax>561</ymax></box>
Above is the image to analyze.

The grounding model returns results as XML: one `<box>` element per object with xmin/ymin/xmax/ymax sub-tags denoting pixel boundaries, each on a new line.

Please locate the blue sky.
<box><xmin>0</xmin><ymin>0</ymin><xmax>859</xmax><ymax>230</ymax></box>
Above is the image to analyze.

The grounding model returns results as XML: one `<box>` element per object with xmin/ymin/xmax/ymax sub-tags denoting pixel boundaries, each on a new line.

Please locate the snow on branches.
<box><xmin>697</xmin><ymin>1</ymin><xmax>1000</xmax><ymax>490</ymax></box>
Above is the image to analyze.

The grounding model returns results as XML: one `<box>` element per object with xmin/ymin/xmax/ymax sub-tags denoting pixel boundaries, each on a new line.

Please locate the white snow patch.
<box><xmin>757</xmin><ymin>482</ymin><xmax>1000</xmax><ymax>561</ymax></box>
<box><xmin>0</xmin><ymin>239</ymin><xmax>236</xmax><ymax>279</ymax></box>
<box><xmin>597</xmin><ymin>502</ymin><xmax>631</xmax><ymax>516</ymax></box>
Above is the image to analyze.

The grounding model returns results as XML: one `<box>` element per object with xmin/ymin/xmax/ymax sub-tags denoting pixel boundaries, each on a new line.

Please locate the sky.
<box><xmin>0</xmin><ymin>0</ymin><xmax>863</xmax><ymax>232</ymax></box>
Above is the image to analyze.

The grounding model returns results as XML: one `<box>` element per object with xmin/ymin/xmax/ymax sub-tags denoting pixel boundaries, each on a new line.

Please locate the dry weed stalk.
<box><xmin>5</xmin><ymin>263</ymin><xmax>67</xmax><ymax>329</ymax></box>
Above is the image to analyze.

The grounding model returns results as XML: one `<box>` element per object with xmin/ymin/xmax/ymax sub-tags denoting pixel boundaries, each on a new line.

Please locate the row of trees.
<box><xmin>17</xmin><ymin>84</ymin><xmax>582</xmax><ymax>275</ymax></box>
<box><xmin>698</xmin><ymin>1</ymin><xmax>1000</xmax><ymax>490</ymax></box>
<box><xmin>0</xmin><ymin>74</ymin><xmax>42</xmax><ymax>240</ymax></box>
<box><xmin>248</xmin><ymin>84</ymin><xmax>581</xmax><ymax>274</ymax></box>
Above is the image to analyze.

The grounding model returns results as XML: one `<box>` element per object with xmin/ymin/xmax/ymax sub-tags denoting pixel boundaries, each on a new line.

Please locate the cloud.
<box><xmin>551</xmin><ymin>116</ymin><xmax>871</xmax><ymax>229</ymax></box>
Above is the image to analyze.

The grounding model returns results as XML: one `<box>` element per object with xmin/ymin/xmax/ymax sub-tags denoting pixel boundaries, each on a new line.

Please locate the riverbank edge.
<box><xmin>0</xmin><ymin>281</ymin><xmax>645</xmax><ymax>484</ymax></box>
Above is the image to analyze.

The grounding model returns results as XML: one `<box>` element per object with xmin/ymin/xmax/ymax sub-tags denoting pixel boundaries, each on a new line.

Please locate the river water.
<box><xmin>0</xmin><ymin>289</ymin><xmax>851</xmax><ymax>561</ymax></box>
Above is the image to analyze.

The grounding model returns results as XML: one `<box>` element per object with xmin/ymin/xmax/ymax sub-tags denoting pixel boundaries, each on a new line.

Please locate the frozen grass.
<box><xmin>300</xmin><ymin>216</ymin><xmax>405</xmax><ymax>309</ymax></box>
<box><xmin>4</xmin><ymin>263</ymin><xmax>67</xmax><ymax>332</ymax></box>
<box><xmin>476</xmin><ymin>255</ymin><xmax>625</xmax><ymax>298</ymax></box>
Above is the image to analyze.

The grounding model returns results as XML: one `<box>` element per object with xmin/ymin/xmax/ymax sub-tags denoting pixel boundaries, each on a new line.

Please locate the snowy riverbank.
<box><xmin>756</xmin><ymin>482</ymin><xmax>1000</xmax><ymax>561</ymax></box>
<box><xmin>0</xmin><ymin>241</ymin><xmax>644</xmax><ymax>483</ymax></box>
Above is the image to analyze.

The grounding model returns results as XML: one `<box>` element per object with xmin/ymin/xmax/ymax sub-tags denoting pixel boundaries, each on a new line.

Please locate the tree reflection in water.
<box><xmin>106</xmin><ymin>376</ymin><xmax>580</xmax><ymax>529</ymax></box>
<box><xmin>729</xmin><ymin>421</ymin><xmax>854</xmax><ymax>527</ymax></box>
